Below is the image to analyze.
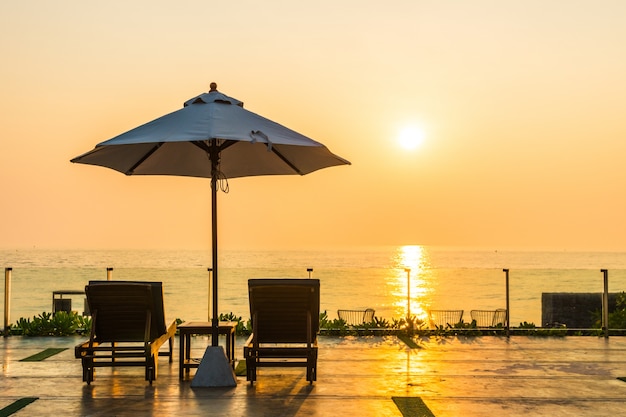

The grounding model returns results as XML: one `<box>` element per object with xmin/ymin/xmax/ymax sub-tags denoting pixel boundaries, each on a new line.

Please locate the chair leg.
<box><xmin>86</xmin><ymin>368</ymin><xmax>94</xmax><ymax>385</ymax></box>
<box><xmin>153</xmin><ymin>354</ymin><xmax>159</xmax><ymax>381</ymax></box>
<box><xmin>145</xmin><ymin>355</ymin><xmax>157</xmax><ymax>384</ymax></box>
<box><xmin>246</xmin><ymin>356</ymin><xmax>256</xmax><ymax>384</ymax></box>
<box><xmin>307</xmin><ymin>360</ymin><xmax>316</xmax><ymax>383</ymax></box>
<box><xmin>307</xmin><ymin>352</ymin><xmax>317</xmax><ymax>383</ymax></box>
<box><xmin>82</xmin><ymin>358</ymin><xmax>94</xmax><ymax>385</ymax></box>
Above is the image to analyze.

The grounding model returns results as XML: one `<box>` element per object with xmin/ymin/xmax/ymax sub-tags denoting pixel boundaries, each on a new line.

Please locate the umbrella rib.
<box><xmin>191</xmin><ymin>140</ymin><xmax>303</xmax><ymax>175</ymax></box>
<box><xmin>125</xmin><ymin>143</ymin><xmax>163</xmax><ymax>175</ymax></box>
<box><xmin>271</xmin><ymin>148</ymin><xmax>305</xmax><ymax>175</ymax></box>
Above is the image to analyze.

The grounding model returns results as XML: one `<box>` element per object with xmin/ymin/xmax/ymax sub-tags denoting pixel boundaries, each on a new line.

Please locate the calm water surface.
<box><xmin>2</xmin><ymin>246</ymin><xmax>626</xmax><ymax>326</ymax></box>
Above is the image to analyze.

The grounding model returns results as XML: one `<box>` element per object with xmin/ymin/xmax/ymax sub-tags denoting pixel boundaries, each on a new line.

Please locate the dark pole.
<box><xmin>207</xmin><ymin>268</ymin><xmax>212</xmax><ymax>322</ymax></box>
<box><xmin>405</xmin><ymin>268</ymin><xmax>411</xmax><ymax>325</ymax></box>
<box><xmin>211</xmin><ymin>141</ymin><xmax>219</xmax><ymax>346</ymax></box>
<box><xmin>4</xmin><ymin>267</ymin><xmax>11</xmax><ymax>337</ymax></box>
<box><xmin>503</xmin><ymin>269</ymin><xmax>510</xmax><ymax>338</ymax></box>
<box><xmin>601</xmin><ymin>269</ymin><xmax>609</xmax><ymax>339</ymax></box>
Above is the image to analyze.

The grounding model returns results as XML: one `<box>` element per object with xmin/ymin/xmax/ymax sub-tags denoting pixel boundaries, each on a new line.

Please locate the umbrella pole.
<box><xmin>191</xmin><ymin>141</ymin><xmax>237</xmax><ymax>387</ymax></box>
<box><xmin>211</xmin><ymin>142</ymin><xmax>219</xmax><ymax>346</ymax></box>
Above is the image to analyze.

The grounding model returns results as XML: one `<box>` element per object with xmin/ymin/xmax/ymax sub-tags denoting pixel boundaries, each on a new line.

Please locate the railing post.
<box><xmin>106</xmin><ymin>267</ymin><xmax>113</xmax><ymax>281</ymax></box>
<box><xmin>4</xmin><ymin>267</ymin><xmax>11</xmax><ymax>337</ymax></box>
<box><xmin>503</xmin><ymin>269</ymin><xmax>510</xmax><ymax>338</ymax></box>
<box><xmin>601</xmin><ymin>269</ymin><xmax>609</xmax><ymax>339</ymax></box>
<box><xmin>405</xmin><ymin>268</ymin><xmax>411</xmax><ymax>327</ymax></box>
<box><xmin>207</xmin><ymin>268</ymin><xmax>212</xmax><ymax>321</ymax></box>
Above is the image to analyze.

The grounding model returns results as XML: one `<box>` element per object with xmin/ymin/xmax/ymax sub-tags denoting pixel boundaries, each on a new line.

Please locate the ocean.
<box><xmin>2</xmin><ymin>246</ymin><xmax>626</xmax><ymax>327</ymax></box>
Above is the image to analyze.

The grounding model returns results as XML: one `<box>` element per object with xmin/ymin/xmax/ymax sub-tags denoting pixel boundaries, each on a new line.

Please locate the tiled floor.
<box><xmin>2</xmin><ymin>334</ymin><xmax>626</xmax><ymax>416</ymax></box>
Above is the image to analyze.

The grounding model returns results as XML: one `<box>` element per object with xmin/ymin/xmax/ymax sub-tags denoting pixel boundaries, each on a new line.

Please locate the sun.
<box><xmin>397</xmin><ymin>126</ymin><xmax>425</xmax><ymax>151</ymax></box>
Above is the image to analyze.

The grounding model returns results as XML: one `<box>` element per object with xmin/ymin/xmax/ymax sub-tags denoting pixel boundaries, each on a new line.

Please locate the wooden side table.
<box><xmin>178</xmin><ymin>321</ymin><xmax>236</xmax><ymax>379</ymax></box>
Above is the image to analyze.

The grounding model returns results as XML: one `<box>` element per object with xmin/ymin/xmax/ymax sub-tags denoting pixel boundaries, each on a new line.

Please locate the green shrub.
<box><xmin>319</xmin><ymin>310</ymin><xmax>348</xmax><ymax>335</ymax></box>
<box><xmin>592</xmin><ymin>292</ymin><xmax>626</xmax><ymax>329</ymax></box>
<box><xmin>219</xmin><ymin>312</ymin><xmax>250</xmax><ymax>336</ymax></box>
<box><xmin>12</xmin><ymin>311</ymin><xmax>91</xmax><ymax>336</ymax></box>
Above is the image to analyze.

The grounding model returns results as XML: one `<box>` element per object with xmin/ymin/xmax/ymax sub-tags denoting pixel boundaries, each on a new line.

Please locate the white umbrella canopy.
<box><xmin>72</xmin><ymin>84</ymin><xmax>350</xmax><ymax>178</ymax></box>
<box><xmin>71</xmin><ymin>83</ymin><xmax>350</xmax><ymax>350</ymax></box>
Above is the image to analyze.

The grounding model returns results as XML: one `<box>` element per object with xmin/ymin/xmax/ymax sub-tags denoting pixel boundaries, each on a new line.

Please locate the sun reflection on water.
<box><xmin>389</xmin><ymin>245</ymin><xmax>433</xmax><ymax>323</ymax></box>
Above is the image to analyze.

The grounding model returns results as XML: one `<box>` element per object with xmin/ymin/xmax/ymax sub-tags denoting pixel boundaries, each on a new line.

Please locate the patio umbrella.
<box><xmin>71</xmin><ymin>83</ymin><xmax>350</xmax><ymax>349</ymax></box>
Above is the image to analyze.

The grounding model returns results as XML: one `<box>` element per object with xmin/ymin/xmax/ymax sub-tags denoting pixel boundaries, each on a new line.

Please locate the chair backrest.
<box><xmin>53</xmin><ymin>298</ymin><xmax>72</xmax><ymax>314</ymax></box>
<box><xmin>86</xmin><ymin>281</ymin><xmax>167</xmax><ymax>342</ymax></box>
<box><xmin>248</xmin><ymin>279</ymin><xmax>320</xmax><ymax>344</ymax></box>
<box><xmin>337</xmin><ymin>308</ymin><xmax>376</xmax><ymax>326</ymax></box>
<box><xmin>470</xmin><ymin>310</ymin><xmax>495</xmax><ymax>327</ymax></box>
<box><xmin>428</xmin><ymin>309</ymin><xmax>464</xmax><ymax>328</ymax></box>
<box><xmin>493</xmin><ymin>308</ymin><xmax>508</xmax><ymax>327</ymax></box>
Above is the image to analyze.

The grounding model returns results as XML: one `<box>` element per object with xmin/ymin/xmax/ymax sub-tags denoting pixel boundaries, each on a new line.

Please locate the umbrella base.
<box><xmin>190</xmin><ymin>346</ymin><xmax>237</xmax><ymax>388</ymax></box>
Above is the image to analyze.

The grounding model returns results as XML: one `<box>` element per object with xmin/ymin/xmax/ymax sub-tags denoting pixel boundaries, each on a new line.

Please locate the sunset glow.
<box><xmin>2</xmin><ymin>2</ymin><xmax>626</xmax><ymax>251</ymax></box>
<box><xmin>397</xmin><ymin>126</ymin><xmax>425</xmax><ymax>151</ymax></box>
<box><xmin>391</xmin><ymin>245</ymin><xmax>431</xmax><ymax>322</ymax></box>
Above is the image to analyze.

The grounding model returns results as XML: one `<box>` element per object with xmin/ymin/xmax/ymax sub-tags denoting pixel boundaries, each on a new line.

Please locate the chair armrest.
<box><xmin>149</xmin><ymin>320</ymin><xmax>177</xmax><ymax>357</ymax></box>
<box><xmin>165</xmin><ymin>320</ymin><xmax>177</xmax><ymax>338</ymax></box>
<box><xmin>74</xmin><ymin>340</ymin><xmax>98</xmax><ymax>358</ymax></box>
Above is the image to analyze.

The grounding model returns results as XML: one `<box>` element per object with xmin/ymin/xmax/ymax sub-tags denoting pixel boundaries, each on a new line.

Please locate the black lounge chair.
<box><xmin>244</xmin><ymin>278</ymin><xmax>320</xmax><ymax>384</ymax></box>
<box><xmin>74</xmin><ymin>281</ymin><xmax>176</xmax><ymax>385</ymax></box>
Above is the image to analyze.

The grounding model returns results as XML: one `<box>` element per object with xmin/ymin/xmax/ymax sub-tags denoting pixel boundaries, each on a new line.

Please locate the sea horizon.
<box><xmin>2</xmin><ymin>245</ymin><xmax>626</xmax><ymax>328</ymax></box>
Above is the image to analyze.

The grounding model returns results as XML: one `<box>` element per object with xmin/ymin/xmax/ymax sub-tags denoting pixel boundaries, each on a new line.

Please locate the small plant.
<box><xmin>425</xmin><ymin>319</ymin><xmax>480</xmax><ymax>336</ymax></box>
<box><xmin>74</xmin><ymin>314</ymin><xmax>92</xmax><ymax>335</ymax></box>
<box><xmin>609</xmin><ymin>292</ymin><xmax>626</xmax><ymax>329</ymax></box>
<box><xmin>390</xmin><ymin>317</ymin><xmax>405</xmax><ymax>330</ymax></box>
<box><xmin>319</xmin><ymin>310</ymin><xmax>349</xmax><ymax>335</ymax></box>
<box><xmin>319</xmin><ymin>310</ymin><xmax>331</xmax><ymax>328</ymax></box>
<box><xmin>454</xmin><ymin>319</ymin><xmax>483</xmax><ymax>336</ymax></box>
<box><xmin>219</xmin><ymin>312</ymin><xmax>250</xmax><ymax>336</ymax></box>
<box><xmin>390</xmin><ymin>316</ymin><xmax>427</xmax><ymax>335</ymax></box>
<box><xmin>592</xmin><ymin>292</ymin><xmax>626</xmax><ymax>330</ymax></box>
<box><xmin>451</xmin><ymin>319</ymin><xmax>474</xmax><ymax>329</ymax></box>
<box><xmin>516</xmin><ymin>321</ymin><xmax>567</xmax><ymax>337</ymax></box>
<box><xmin>12</xmin><ymin>311</ymin><xmax>91</xmax><ymax>336</ymax></box>
<box><xmin>319</xmin><ymin>311</ymin><xmax>346</xmax><ymax>329</ymax></box>
<box><xmin>371</xmin><ymin>316</ymin><xmax>392</xmax><ymax>329</ymax></box>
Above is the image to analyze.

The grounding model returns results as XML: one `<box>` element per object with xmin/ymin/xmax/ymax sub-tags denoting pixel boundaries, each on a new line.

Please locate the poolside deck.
<box><xmin>2</xmin><ymin>334</ymin><xmax>626</xmax><ymax>416</ymax></box>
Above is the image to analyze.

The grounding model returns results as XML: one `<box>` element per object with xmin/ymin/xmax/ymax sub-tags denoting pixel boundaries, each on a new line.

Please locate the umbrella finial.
<box><xmin>209</xmin><ymin>82</ymin><xmax>218</xmax><ymax>92</ymax></box>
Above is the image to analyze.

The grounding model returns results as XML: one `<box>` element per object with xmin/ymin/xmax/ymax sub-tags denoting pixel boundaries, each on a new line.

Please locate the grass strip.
<box><xmin>234</xmin><ymin>360</ymin><xmax>247</xmax><ymax>376</ymax></box>
<box><xmin>392</xmin><ymin>397</ymin><xmax>435</xmax><ymax>417</ymax></box>
<box><xmin>0</xmin><ymin>398</ymin><xmax>38</xmax><ymax>417</ymax></box>
<box><xmin>19</xmin><ymin>348</ymin><xmax>67</xmax><ymax>362</ymax></box>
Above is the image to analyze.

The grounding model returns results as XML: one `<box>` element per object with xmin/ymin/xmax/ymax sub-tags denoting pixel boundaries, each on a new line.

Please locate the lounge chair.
<box><xmin>470</xmin><ymin>309</ymin><xmax>508</xmax><ymax>328</ymax></box>
<box><xmin>74</xmin><ymin>281</ymin><xmax>176</xmax><ymax>385</ymax></box>
<box><xmin>428</xmin><ymin>309</ymin><xmax>464</xmax><ymax>329</ymax></box>
<box><xmin>470</xmin><ymin>310</ymin><xmax>496</xmax><ymax>327</ymax></box>
<box><xmin>244</xmin><ymin>278</ymin><xmax>320</xmax><ymax>384</ymax></box>
<box><xmin>337</xmin><ymin>308</ymin><xmax>376</xmax><ymax>326</ymax></box>
<box><xmin>493</xmin><ymin>308</ymin><xmax>508</xmax><ymax>327</ymax></box>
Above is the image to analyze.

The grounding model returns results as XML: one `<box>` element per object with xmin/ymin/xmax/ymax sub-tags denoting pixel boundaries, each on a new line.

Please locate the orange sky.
<box><xmin>1</xmin><ymin>1</ymin><xmax>626</xmax><ymax>251</ymax></box>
